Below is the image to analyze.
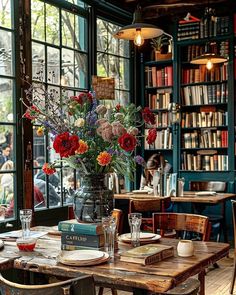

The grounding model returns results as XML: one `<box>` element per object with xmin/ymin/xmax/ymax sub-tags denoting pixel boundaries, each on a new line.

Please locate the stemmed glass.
<box><xmin>128</xmin><ymin>213</ymin><xmax>142</xmax><ymax>247</ymax></box>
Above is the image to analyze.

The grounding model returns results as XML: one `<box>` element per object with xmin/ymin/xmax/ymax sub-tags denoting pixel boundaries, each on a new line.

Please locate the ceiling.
<box><xmin>105</xmin><ymin>0</ymin><xmax>232</xmax><ymax>26</ymax></box>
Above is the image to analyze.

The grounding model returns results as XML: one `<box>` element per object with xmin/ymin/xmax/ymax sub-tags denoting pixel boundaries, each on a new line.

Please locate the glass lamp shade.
<box><xmin>113</xmin><ymin>23</ymin><xmax>163</xmax><ymax>41</ymax></box>
<box><xmin>190</xmin><ymin>53</ymin><xmax>227</xmax><ymax>65</ymax></box>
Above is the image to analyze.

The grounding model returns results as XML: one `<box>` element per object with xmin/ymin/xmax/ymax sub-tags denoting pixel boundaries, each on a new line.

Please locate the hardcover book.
<box><xmin>119</xmin><ymin>244</ymin><xmax>174</xmax><ymax>265</ymax></box>
<box><xmin>58</xmin><ymin>219</ymin><xmax>103</xmax><ymax>235</ymax></box>
<box><xmin>61</xmin><ymin>231</ymin><xmax>105</xmax><ymax>248</ymax></box>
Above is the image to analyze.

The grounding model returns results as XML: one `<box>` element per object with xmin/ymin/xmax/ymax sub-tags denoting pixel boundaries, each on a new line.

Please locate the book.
<box><xmin>61</xmin><ymin>231</ymin><xmax>105</xmax><ymax>248</ymax></box>
<box><xmin>61</xmin><ymin>244</ymin><xmax>105</xmax><ymax>251</ymax></box>
<box><xmin>119</xmin><ymin>244</ymin><xmax>174</xmax><ymax>265</ymax></box>
<box><xmin>58</xmin><ymin>219</ymin><xmax>103</xmax><ymax>235</ymax></box>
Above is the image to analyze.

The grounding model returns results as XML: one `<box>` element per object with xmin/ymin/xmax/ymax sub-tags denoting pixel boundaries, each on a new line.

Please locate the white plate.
<box><xmin>119</xmin><ymin>233</ymin><xmax>161</xmax><ymax>244</ymax></box>
<box><xmin>122</xmin><ymin>232</ymin><xmax>156</xmax><ymax>240</ymax></box>
<box><xmin>58</xmin><ymin>250</ymin><xmax>104</xmax><ymax>263</ymax></box>
<box><xmin>57</xmin><ymin>251</ymin><xmax>109</xmax><ymax>266</ymax></box>
<box><xmin>132</xmin><ymin>190</ymin><xmax>149</xmax><ymax>194</ymax></box>
<box><xmin>195</xmin><ymin>191</ymin><xmax>216</xmax><ymax>196</ymax></box>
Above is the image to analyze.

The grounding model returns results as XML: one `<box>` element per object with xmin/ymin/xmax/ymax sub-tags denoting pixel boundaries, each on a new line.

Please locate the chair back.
<box><xmin>129</xmin><ymin>197</ymin><xmax>171</xmax><ymax>232</ymax></box>
<box><xmin>189</xmin><ymin>181</ymin><xmax>226</xmax><ymax>192</ymax></box>
<box><xmin>0</xmin><ymin>274</ymin><xmax>95</xmax><ymax>295</ymax></box>
<box><xmin>153</xmin><ymin>212</ymin><xmax>211</xmax><ymax>241</ymax></box>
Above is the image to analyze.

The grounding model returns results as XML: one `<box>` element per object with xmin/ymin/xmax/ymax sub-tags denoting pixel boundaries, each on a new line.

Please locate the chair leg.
<box><xmin>230</xmin><ymin>259</ymin><xmax>236</xmax><ymax>294</ymax></box>
<box><xmin>111</xmin><ymin>289</ymin><xmax>118</xmax><ymax>295</ymax></box>
<box><xmin>98</xmin><ymin>287</ymin><xmax>104</xmax><ymax>295</ymax></box>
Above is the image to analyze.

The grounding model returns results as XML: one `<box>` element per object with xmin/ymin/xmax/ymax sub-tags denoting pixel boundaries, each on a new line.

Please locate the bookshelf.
<box><xmin>140</xmin><ymin>10</ymin><xmax>236</xmax><ymax>191</ymax></box>
<box><xmin>143</xmin><ymin>59</ymin><xmax>173</xmax><ymax>164</ymax></box>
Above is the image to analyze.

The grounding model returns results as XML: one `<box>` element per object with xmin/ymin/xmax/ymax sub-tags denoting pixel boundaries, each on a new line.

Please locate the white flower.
<box><xmin>127</xmin><ymin>126</ymin><xmax>139</xmax><ymax>136</ymax></box>
<box><xmin>74</xmin><ymin>118</ymin><xmax>85</xmax><ymax>127</ymax></box>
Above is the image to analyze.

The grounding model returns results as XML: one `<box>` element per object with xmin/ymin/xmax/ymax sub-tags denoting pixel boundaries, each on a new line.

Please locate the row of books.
<box><xmin>58</xmin><ymin>219</ymin><xmax>105</xmax><ymax>250</ymax></box>
<box><xmin>181</xmin><ymin>153</ymin><xmax>228</xmax><ymax>171</ymax></box>
<box><xmin>182</xmin><ymin>130</ymin><xmax>228</xmax><ymax>149</ymax></box>
<box><xmin>145</xmin><ymin>66</ymin><xmax>173</xmax><ymax>88</ymax></box>
<box><xmin>181</xmin><ymin>64</ymin><xmax>228</xmax><ymax>84</ymax></box>
<box><xmin>181</xmin><ymin>110</ymin><xmax>228</xmax><ymax>128</ymax></box>
<box><xmin>181</xmin><ymin>83</ymin><xmax>228</xmax><ymax>106</ymax></box>
<box><xmin>148</xmin><ymin>92</ymin><xmax>171</xmax><ymax>110</ymax></box>
<box><xmin>144</xmin><ymin>128</ymin><xmax>172</xmax><ymax>150</ymax></box>
<box><xmin>177</xmin><ymin>15</ymin><xmax>229</xmax><ymax>41</ymax></box>
<box><xmin>151</xmin><ymin>112</ymin><xmax>170</xmax><ymax>128</ymax></box>
<box><xmin>182</xmin><ymin>42</ymin><xmax>229</xmax><ymax>62</ymax></box>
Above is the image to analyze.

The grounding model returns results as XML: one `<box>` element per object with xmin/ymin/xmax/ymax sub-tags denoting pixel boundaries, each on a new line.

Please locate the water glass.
<box><xmin>20</xmin><ymin>209</ymin><xmax>32</xmax><ymax>239</ymax></box>
<box><xmin>128</xmin><ymin>213</ymin><xmax>142</xmax><ymax>247</ymax></box>
<box><xmin>102</xmin><ymin>216</ymin><xmax>116</xmax><ymax>259</ymax></box>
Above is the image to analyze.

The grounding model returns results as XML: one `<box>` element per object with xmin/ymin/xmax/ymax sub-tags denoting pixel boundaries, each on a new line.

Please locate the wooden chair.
<box><xmin>189</xmin><ymin>181</ymin><xmax>227</xmax><ymax>242</ymax></box>
<box><xmin>0</xmin><ymin>273</ymin><xmax>95</xmax><ymax>295</ymax></box>
<box><xmin>129</xmin><ymin>197</ymin><xmax>171</xmax><ymax>232</ymax></box>
<box><xmin>153</xmin><ymin>212</ymin><xmax>211</xmax><ymax>295</ymax></box>
<box><xmin>229</xmin><ymin>200</ymin><xmax>236</xmax><ymax>294</ymax></box>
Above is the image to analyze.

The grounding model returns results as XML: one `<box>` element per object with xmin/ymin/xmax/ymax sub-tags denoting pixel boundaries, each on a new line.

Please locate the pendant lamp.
<box><xmin>190</xmin><ymin>6</ymin><xmax>227</xmax><ymax>69</ymax></box>
<box><xmin>113</xmin><ymin>5</ymin><xmax>163</xmax><ymax>47</ymax></box>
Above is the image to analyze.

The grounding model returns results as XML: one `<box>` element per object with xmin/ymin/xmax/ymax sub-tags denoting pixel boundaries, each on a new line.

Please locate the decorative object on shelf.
<box><xmin>151</xmin><ymin>33</ymin><xmax>173</xmax><ymax>61</ymax></box>
<box><xmin>168</xmin><ymin>102</ymin><xmax>181</xmax><ymax>125</ymax></box>
<box><xmin>22</xmin><ymin>77</ymin><xmax>156</xmax><ymax>222</ymax></box>
<box><xmin>113</xmin><ymin>5</ymin><xmax>163</xmax><ymax>47</ymax></box>
<box><xmin>190</xmin><ymin>4</ymin><xmax>227</xmax><ymax>69</ymax></box>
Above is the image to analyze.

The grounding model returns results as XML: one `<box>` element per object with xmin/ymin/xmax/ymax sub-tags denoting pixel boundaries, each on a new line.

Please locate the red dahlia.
<box><xmin>118</xmin><ymin>133</ymin><xmax>137</xmax><ymax>152</ymax></box>
<box><xmin>142</xmin><ymin>107</ymin><xmax>156</xmax><ymax>125</ymax></box>
<box><xmin>146</xmin><ymin>128</ymin><xmax>157</xmax><ymax>145</ymax></box>
<box><xmin>53</xmin><ymin>132</ymin><xmax>80</xmax><ymax>158</ymax></box>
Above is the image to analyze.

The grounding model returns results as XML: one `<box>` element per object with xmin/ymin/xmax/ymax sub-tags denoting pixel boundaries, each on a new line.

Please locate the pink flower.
<box><xmin>97</xmin><ymin>122</ymin><xmax>113</xmax><ymax>142</ymax></box>
<box><xmin>111</xmin><ymin>121</ymin><xmax>126</xmax><ymax>137</ymax></box>
<box><xmin>127</xmin><ymin>126</ymin><xmax>139</xmax><ymax>136</ymax></box>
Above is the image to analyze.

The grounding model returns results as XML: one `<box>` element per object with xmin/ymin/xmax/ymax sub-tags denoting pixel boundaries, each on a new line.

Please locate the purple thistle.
<box><xmin>86</xmin><ymin>112</ymin><xmax>98</xmax><ymax>126</ymax></box>
<box><xmin>134</xmin><ymin>155</ymin><xmax>146</xmax><ymax>166</ymax></box>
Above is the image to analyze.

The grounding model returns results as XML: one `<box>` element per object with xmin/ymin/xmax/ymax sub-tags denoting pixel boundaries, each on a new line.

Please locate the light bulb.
<box><xmin>134</xmin><ymin>29</ymin><xmax>144</xmax><ymax>46</ymax></box>
<box><xmin>206</xmin><ymin>60</ymin><xmax>213</xmax><ymax>70</ymax></box>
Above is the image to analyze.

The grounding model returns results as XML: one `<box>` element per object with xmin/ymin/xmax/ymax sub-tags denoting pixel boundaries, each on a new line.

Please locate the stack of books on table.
<box><xmin>58</xmin><ymin>219</ymin><xmax>105</xmax><ymax>250</ymax></box>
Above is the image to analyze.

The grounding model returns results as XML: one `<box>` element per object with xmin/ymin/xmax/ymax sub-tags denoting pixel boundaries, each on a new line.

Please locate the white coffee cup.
<box><xmin>177</xmin><ymin>240</ymin><xmax>194</xmax><ymax>257</ymax></box>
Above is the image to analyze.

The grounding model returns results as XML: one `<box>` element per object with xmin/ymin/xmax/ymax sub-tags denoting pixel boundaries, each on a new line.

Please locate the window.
<box><xmin>97</xmin><ymin>18</ymin><xmax>131</xmax><ymax>106</ymax></box>
<box><xmin>0</xmin><ymin>0</ymin><xmax>17</xmax><ymax>221</ymax></box>
<box><xmin>31</xmin><ymin>0</ymin><xmax>88</xmax><ymax>209</ymax></box>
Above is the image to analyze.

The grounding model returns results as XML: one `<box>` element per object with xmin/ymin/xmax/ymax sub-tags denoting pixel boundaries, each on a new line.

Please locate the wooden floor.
<box><xmin>102</xmin><ymin>249</ymin><xmax>235</xmax><ymax>295</ymax></box>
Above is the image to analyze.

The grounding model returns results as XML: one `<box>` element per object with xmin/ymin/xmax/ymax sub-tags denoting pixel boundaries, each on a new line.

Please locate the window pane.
<box><xmin>0</xmin><ymin>125</ymin><xmax>14</xmax><ymax>166</ymax></box>
<box><xmin>0</xmin><ymin>0</ymin><xmax>12</xmax><ymax>29</ymax></box>
<box><xmin>31</xmin><ymin>0</ymin><xmax>45</xmax><ymax>42</ymax></box>
<box><xmin>0</xmin><ymin>78</ymin><xmax>13</xmax><ymax>122</ymax></box>
<box><xmin>46</xmin><ymin>4</ymin><xmax>59</xmax><ymax>45</ymax></box>
<box><xmin>33</xmin><ymin>128</ymin><xmax>45</xmax><ymax>161</ymax></box>
<box><xmin>74</xmin><ymin>14</ymin><xmax>87</xmax><ymax>51</ymax></box>
<box><xmin>47</xmin><ymin>46</ymin><xmax>60</xmax><ymax>85</ymax></box>
<box><xmin>32</xmin><ymin>42</ymin><xmax>45</xmax><ymax>81</ymax></box>
<box><xmin>97</xmin><ymin>52</ymin><xmax>108</xmax><ymax>77</ymax></box>
<box><xmin>62</xmin><ymin>10</ymin><xmax>74</xmax><ymax>48</ymax></box>
<box><xmin>62</xmin><ymin>48</ymin><xmax>74</xmax><ymax>87</ymax></box>
<box><xmin>74</xmin><ymin>51</ymin><xmax>87</xmax><ymax>88</ymax></box>
<box><xmin>120</xmin><ymin>57</ymin><xmax>130</xmax><ymax>90</ymax></box>
<box><xmin>0</xmin><ymin>29</ymin><xmax>13</xmax><ymax>76</ymax></box>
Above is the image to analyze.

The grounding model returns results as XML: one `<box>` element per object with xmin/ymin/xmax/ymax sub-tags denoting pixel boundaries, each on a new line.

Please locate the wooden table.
<box><xmin>115</xmin><ymin>192</ymin><xmax>236</xmax><ymax>242</ymax></box>
<box><xmin>0</xmin><ymin>231</ymin><xmax>230</xmax><ymax>295</ymax></box>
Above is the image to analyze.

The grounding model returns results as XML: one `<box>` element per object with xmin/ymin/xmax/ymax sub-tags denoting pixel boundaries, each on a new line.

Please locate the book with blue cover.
<box><xmin>58</xmin><ymin>219</ymin><xmax>103</xmax><ymax>235</ymax></box>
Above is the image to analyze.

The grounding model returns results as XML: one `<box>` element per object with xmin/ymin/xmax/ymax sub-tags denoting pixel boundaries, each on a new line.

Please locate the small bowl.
<box><xmin>16</xmin><ymin>237</ymin><xmax>37</xmax><ymax>251</ymax></box>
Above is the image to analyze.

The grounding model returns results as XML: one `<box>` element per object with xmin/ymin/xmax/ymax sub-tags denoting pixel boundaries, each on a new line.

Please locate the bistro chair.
<box><xmin>153</xmin><ymin>212</ymin><xmax>211</xmax><ymax>295</ymax></box>
<box><xmin>229</xmin><ymin>200</ymin><xmax>236</xmax><ymax>294</ymax></box>
<box><xmin>0</xmin><ymin>273</ymin><xmax>95</xmax><ymax>295</ymax></box>
<box><xmin>189</xmin><ymin>181</ymin><xmax>227</xmax><ymax>242</ymax></box>
<box><xmin>129</xmin><ymin>197</ymin><xmax>171</xmax><ymax>232</ymax></box>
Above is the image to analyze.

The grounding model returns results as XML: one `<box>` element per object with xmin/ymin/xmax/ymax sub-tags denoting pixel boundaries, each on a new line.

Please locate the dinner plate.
<box><xmin>195</xmin><ymin>191</ymin><xmax>217</xmax><ymax>196</ymax></box>
<box><xmin>119</xmin><ymin>233</ymin><xmax>161</xmax><ymax>244</ymax></box>
<box><xmin>57</xmin><ymin>251</ymin><xmax>109</xmax><ymax>266</ymax></box>
<box><xmin>58</xmin><ymin>249</ymin><xmax>105</xmax><ymax>263</ymax></box>
<box><xmin>122</xmin><ymin>232</ymin><xmax>156</xmax><ymax>240</ymax></box>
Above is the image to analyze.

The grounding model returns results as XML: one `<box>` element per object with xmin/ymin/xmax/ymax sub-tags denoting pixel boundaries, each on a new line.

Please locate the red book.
<box><xmin>166</xmin><ymin>66</ymin><xmax>173</xmax><ymax>86</ymax></box>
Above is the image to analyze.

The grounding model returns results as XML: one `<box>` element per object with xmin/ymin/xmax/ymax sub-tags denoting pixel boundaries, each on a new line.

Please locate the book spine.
<box><xmin>61</xmin><ymin>232</ymin><xmax>105</xmax><ymax>247</ymax></box>
<box><xmin>58</xmin><ymin>222</ymin><xmax>102</xmax><ymax>235</ymax></box>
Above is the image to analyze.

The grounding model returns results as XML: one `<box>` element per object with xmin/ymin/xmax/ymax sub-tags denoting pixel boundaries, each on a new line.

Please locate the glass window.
<box><xmin>96</xmin><ymin>18</ymin><xmax>131</xmax><ymax>106</ymax></box>
<box><xmin>0</xmin><ymin>0</ymin><xmax>16</xmax><ymax>221</ymax></box>
<box><xmin>31</xmin><ymin>0</ymin><xmax>88</xmax><ymax>209</ymax></box>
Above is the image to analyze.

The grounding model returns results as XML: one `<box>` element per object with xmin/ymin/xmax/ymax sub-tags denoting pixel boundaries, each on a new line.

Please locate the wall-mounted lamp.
<box><xmin>113</xmin><ymin>5</ymin><xmax>163</xmax><ymax>47</ymax></box>
<box><xmin>190</xmin><ymin>6</ymin><xmax>227</xmax><ymax>69</ymax></box>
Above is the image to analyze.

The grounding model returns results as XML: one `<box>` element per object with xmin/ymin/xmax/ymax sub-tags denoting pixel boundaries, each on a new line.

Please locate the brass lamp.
<box><xmin>113</xmin><ymin>5</ymin><xmax>163</xmax><ymax>47</ymax></box>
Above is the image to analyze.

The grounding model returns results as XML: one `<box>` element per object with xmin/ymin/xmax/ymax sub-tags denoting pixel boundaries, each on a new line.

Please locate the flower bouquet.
<box><xmin>22</xmin><ymin>81</ymin><xmax>157</xmax><ymax>221</ymax></box>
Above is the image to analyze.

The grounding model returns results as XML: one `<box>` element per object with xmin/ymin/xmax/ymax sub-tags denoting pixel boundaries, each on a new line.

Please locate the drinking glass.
<box><xmin>102</xmin><ymin>216</ymin><xmax>116</xmax><ymax>259</ymax></box>
<box><xmin>128</xmin><ymin>213</ymin><xmax>142</xmax><ymax>247</ymax></box>
<box><xmin>19</xmin><ymin>209</ymin><xmax>32</xmax><ymax>239</ymax></box>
